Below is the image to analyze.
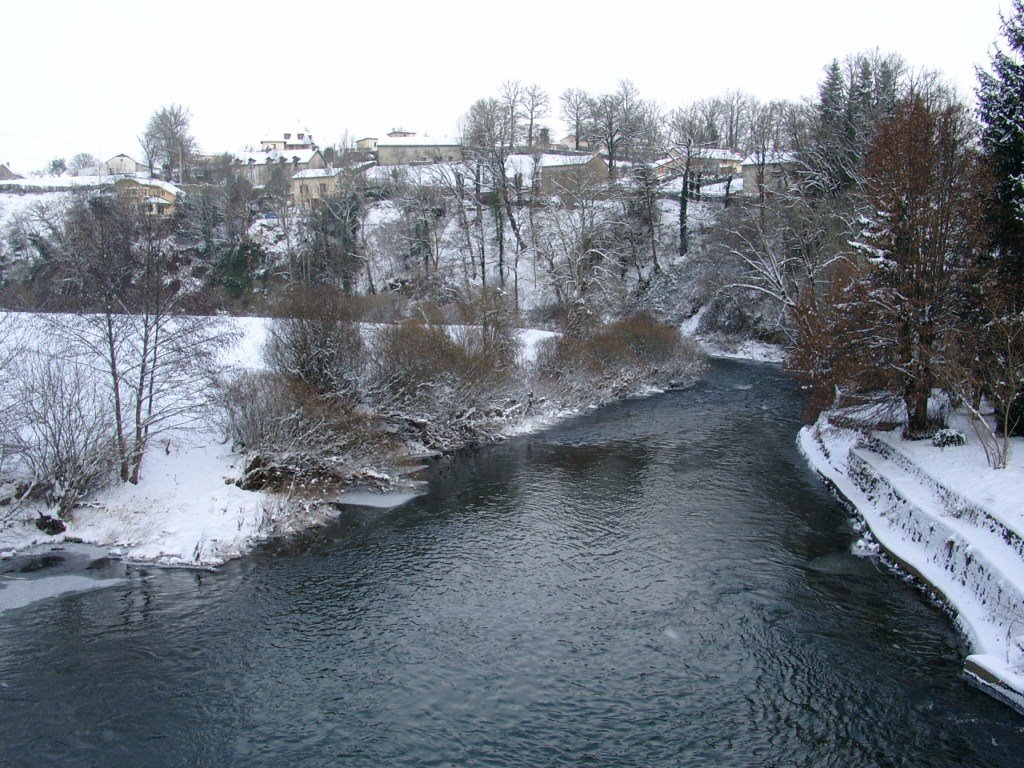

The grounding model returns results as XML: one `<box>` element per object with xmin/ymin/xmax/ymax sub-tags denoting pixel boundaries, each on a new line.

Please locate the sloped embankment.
<box><xmin>799</xmin><ymin>418</ymin><xmax>1024</xmax><ymax>711</ymax></box>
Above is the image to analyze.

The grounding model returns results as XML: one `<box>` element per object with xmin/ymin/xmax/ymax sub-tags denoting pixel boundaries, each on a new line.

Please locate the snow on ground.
<box><xmin>800</xmin><ymin>411</ymin><xmax>1024</xmax><ymax>711</ymax></box>
<box><xmin>680</xmin><ymin>306</ymin><xmax>785</xmax><ymax>364</ymax></box>
<box><xmin>0</xmin><ymin>175</ymin><xmax>116</xmax><ymax>192</ymax></box>
<box><xmin>695</xmin><ymin>336</ymin><xmax>785</xmax><ymax>364</ymax></box>
<box><xmin>517</xmin><ymin>327</ymin><xmax>556</xmax><ymax>363</ymax></box>
<box><xmin>701</xmin><ymin>177</ymin><xmax>743</xmax><ymax>196</ymax></box>
<box><xmin>74</xmin><ymin>431</ymin><xmax>268</xmax><ymax>567</ymax></box>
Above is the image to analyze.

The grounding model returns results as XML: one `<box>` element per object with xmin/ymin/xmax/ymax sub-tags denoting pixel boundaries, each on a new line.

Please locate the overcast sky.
<box><xmin>0</xmin><ymin>0</ymin><xmax>1010</xmax><ymax>172</ymax></box>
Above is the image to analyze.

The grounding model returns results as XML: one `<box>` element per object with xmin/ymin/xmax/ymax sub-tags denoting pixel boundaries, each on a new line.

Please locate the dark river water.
<box><xmin>1</xmin><ymin>359</ymin><xmax>1022</xmax><ymax>767</ymax></box>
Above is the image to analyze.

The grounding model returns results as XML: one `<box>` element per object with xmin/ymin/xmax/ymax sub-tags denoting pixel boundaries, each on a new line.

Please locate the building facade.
<box><xmin>115</xmin><ymin>177</ymin><xmax>183</xmax><ymax>217</ymax></box>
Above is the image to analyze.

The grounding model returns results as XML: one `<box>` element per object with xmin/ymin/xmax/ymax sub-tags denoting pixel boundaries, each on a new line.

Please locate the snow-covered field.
<box><xmin>800</xmin><ymin>411</ymin><xmax>1024</xmax><ymax>711</ymax></box>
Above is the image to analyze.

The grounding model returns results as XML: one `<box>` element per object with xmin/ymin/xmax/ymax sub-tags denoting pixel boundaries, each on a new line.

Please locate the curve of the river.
<box><xmin>1</xmin><ymin>359</ymin><xmax>1021</xmax><ymax>767</ymax></box>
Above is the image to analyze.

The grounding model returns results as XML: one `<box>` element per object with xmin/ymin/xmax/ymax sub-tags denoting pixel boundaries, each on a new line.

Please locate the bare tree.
<box><xmin>723</xmin><ymin>196</ymin><xmax>852</xmax><ymax>346</ymax></box>
<box><xmin>69</xmin><ymin>152</ymin><xmax>100</xmax><ymax>175</ymax></box>
<box><xmin>560</xmin><ymin>88</ymin><xmax>590</xmax><ymax>150</ymax></box>
<box><xmin>500</xmin><ymin>80</ymin><xmax>525</xmax><ymax>147</ymax></box>
<box><xmin>48</xmin><ymin>197</ymin><xmax>231</xmax><ymax>483</ymax></box>
<box><xmin>694</xmin><ymin>98</ymin><xmax>723</xmax><ymax>146</ymax></box>
<box><xmin>534</xmin><ymin>177</ymin><xmax>622</xmax><ymax>336</ymax></box>
<box><xmin>945</xmin><ymin>287</ymin><xmax>1024</xmax><ymax>468</ymax></box>
<box><xmin>586</xmin><ymin>81</ymin><xmax>640</xmax><ymax>179</ymax></box>
<box><xmin>667</xmin><ymin>105</ymin><xmax>709</xmax><ymax>257</ymax></box>
<box><xmin>744</xmin><ymin>99</ymin><xmax>790</xmax><ymax>207</ymax></box>
<box><xmin>5</xmin><ymin>352</ymin><xmax>116</xmax><ymax>518</ymax></box>
<box><xmin>140</xmin><ymin>104</ymin><xmax>198</xmax><ymax>182</ymax></box>
<box><xmin>460</xmin><ymin>96</ymin><xmax>529</xmax><ymax>289</ymax></box>
<box><xmin>714</xmin><ymin>90</ymin><xmax>754</xmax><ymax>150</ymax></box>
<box><xmin>521</xmin><ymin>83</ymin><xmax>550</xmax><ymax>147</ymax></box>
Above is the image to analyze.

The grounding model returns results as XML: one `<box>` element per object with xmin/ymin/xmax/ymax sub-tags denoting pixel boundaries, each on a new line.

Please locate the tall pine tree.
<box><xmin>977</xmin><ymin>0</ymin><xmax>1024</xmax><ymax>303</ymax></box>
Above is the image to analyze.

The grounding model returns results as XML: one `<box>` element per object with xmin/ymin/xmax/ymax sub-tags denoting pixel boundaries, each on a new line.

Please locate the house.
<box><xmin>376</xmin><ymin>135</ymin><xmax>462</xmax><ymax>166</ymax></box>
<box><xmin>0</xmin><ymin>163</ymin><xmax>23</xmax><ymax>181</ymax></box>
<box><xmin>355</xmin><ymin>137</ymin><xmax>378</xmax><ymax>152</ymax></box>
<box><xmin>503</xmin><ymin>153</ymin><xmax>609</xmax><ymax>198</ymax></box>
<box><xmin>115</xmin><ymin>177</ymin><xmax>182</xmax><ymax>217</ymax></box>
<box><xmin>291</xmin><ymin>167</ymin><xmax>346</xmax><ymax>208</ymax></box>
<box><xmin>535</xmin><ymin>153</ymin><xmax>608</xmax><ymax>196</ymax></box>
<box><xmin>105</xmin><ymin>154</ymin><xmax>148</xmax><ymax>176</ymax></box>
<box><xmin>654</xmin><ymin>147</ymin><xmax>744</xmax><ymax>179</ymax></box>
<box><xmin>740</xmin><ymin>151</ymin><xmax>799</xmax><ymax>196</ymax></box>
<box><xmin>260</xmin><ymin>130</ymin><xmax>316</xmax><ymax>152</ymax></box>
<box><xmin>557</xmin><ymin>134</ymin><xmax>605</xmax><ymax>152</ymax></box>
<box><xmin>228</xmin><ymin>148</ymin><xmax>327</xmax><ymax>187</ymax></box>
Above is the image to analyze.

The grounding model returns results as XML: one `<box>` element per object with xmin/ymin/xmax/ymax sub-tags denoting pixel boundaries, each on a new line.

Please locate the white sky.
<box><xmin>0</xmin><ymin>0</ymin><xmax>1010</xmax><ymax>172</ymax></box>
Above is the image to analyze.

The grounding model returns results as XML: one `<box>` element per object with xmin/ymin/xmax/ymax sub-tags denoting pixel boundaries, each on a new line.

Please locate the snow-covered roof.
<box><xmin>702</xmin><ymin>148</ymin><xmax>743</xmax><ymax>162</ymax></box>
<box><xmin>741</xmin><ymin>151</ymin><xmax>799</xmax><ymax>167</ymax></box>
<box><xmin>376</xmin><ymin>136</ymin><xmax>460</xmax><ymax>148</ymax></box>
<box><xmin>501</xmin><ymin>153</ymin><xmax>603</xmax><ymax>188</ymax></box>
<box><xmin>656</xmin><ymin>148</ymin><xmax>744</xmax><ymax>170</ymax></box>
<box><xmin>120</xmin><ymin>177</ymin><xmax>183</xmax><ymax>196</ymax></box>
<box><xmin>145</xmin><ymin>196</ymin><xmax>172</xmax><ymax>205</ymax></box>
<box><xmin>230</xmin><ymin>148</ymin><xmax>319</xmax><ymax>166</ymax></box>
<box><xmin>363</xmin><ymin>162</ymin><xmax>466</xmax><ymax>187</ymax></box>
<box><xmin>537</xmin><ymin>153</ymin><xmax>597</xmax><ymax>169</ymax></box>
<box><xmin>292</xmin><ymin>167</ymin><xmax>343</xmax><ymax>180</ymax></box>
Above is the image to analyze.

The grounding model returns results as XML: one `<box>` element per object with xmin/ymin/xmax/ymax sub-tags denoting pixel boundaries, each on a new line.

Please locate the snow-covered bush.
<box><xmin>368</xmin><ymin>319</ymin><xmax>500</xmax><ymax>410</ymax></box>
<box><xmin>932</xmin><ymin>428</ymin><xmax>966</xmax><ymax>448</ymax></box>
<box><xmin>455</xmin><ymin>287</ymin><xmax>522</xmax><ymax>374</ymax></box>
<box><xmin>264</xmin><ymin>287</ymin><xmax>364</xmax><ymax>399</ymax></box>
<box><xmin>599</xmin><ymin>312</ymin><xmax>704</xmax><ymax>386</ymax></box>
<box><xmin>3</xmin><ymin>353</ymin><xmax>116</xmax><ymax>518</ymax></box>
<box><xmin>219</xmin><ymin>372</ymin><xmax>388</xmax><ymax>491</ymax></box>
<box><xmin>535</xmin><ymin>313</ymin><xmax>705</xmax><ymax>400</ymax></box>
<box><xmin>366</xmin><ymin>305</ymin><xmax>526</xmax><ymax>449</ymax></box>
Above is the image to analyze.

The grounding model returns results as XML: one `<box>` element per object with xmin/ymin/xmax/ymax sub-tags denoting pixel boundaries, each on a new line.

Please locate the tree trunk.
<box><xmin>904</xmin><ymin>372</ymin><xmax>932</xmax><ymax>436</ymax></box>
<box><xmin>104</xmin><ymin>312</ymin><xmax>129</xmax><ymax>482</ymax></box>
<box><xmin>494</xmin><ymin>204</ymin><xmax>505</xmax><ymax>287</ymax></box>
<box><xmin>679</xmin><ymin>171</ymin><xmax>689</xmax><ymax>258</ymax></box>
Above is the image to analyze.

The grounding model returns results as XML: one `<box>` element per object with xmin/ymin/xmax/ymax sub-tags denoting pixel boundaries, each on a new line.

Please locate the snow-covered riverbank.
<box><xmin>799</xmin><ymin>413</ymin><xmax>1024</xmax><ymax>711</ymax></box>
<box><xmin>0</xmin><ymin>316</ymin><xmax>700</xmax><ymax>577</ymax></box>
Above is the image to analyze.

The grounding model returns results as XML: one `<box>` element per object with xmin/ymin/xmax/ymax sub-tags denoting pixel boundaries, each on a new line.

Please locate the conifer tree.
<box><xmin>977</xmin><ymin>0</ymin><xmax>1024</xmax><ymax>303</ymax></box>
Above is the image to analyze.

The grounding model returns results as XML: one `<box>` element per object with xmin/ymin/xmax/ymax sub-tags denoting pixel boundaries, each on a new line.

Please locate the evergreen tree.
<box><xmin>977</xmin><ymin>0</ymin><xmax>1024</xmax><ymax>304</ymax></box>
<box><xmin>815</xmin><ymin>59</ymin><xmax>852</xmax><ymax>193</ymax></box>
<box><xmin>977</xmin><ymin>0</ymin><xmax>1024</xmax><ymax>433</ymax></box>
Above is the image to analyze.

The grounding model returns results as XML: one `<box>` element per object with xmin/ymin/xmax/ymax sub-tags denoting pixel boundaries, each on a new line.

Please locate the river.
<box><xmin>1</xmin><ymin>359</ymin><xmax>1021</xmax><ymax>766</ymax></box>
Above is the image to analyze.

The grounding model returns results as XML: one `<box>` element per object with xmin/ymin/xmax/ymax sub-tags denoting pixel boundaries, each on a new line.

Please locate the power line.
<box><xmin>0</xmin><ymin>151</ymin><xmax>56</xmax><ymax>164</ymax></box>
<box><xmin>0</xmin><ymin>130</ymin><xmax>96</xmax><ymax>148</ymax></box>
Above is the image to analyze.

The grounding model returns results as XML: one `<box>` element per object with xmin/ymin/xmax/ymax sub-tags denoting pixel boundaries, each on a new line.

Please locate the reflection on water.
<box><xmin>0</xmin><ymin>360</ymin><xmax>1021</xmax><ymax>767</ymax></box>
